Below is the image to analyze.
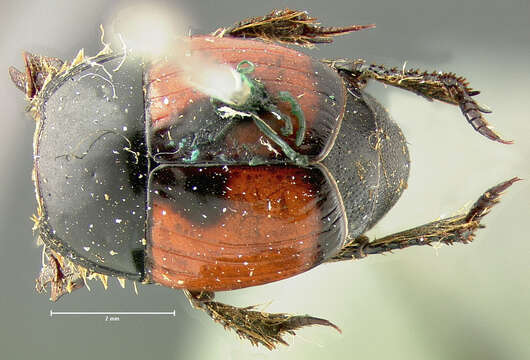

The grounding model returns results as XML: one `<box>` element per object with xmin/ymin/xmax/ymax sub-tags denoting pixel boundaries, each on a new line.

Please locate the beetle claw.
<box><xmin>476</xmin><ymin>103</ymin><xmax>492</xmax><ymax>114</ymax></box>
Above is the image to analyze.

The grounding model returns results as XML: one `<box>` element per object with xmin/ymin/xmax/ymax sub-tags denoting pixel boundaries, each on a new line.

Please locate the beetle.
<box><xmin>9</xmin><ymin>9</ymin><xmax>518</xmax><ymax>349</ymax></box>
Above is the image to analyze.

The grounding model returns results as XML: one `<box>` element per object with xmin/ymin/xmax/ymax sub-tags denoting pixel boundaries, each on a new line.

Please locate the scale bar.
<box><xmin>50</xmin><ymin>310</ymin><xmax>176</xmax><ymax>316</ymax></box>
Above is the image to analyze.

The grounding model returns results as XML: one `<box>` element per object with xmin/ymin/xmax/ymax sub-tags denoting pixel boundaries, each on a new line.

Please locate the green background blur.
<box><xmin>1</xmin><ymin>0</ymin><xmax>528</xmax><ymax>359</ymax></box>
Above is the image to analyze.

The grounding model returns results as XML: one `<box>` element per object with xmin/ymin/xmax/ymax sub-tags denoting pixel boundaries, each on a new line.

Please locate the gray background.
<box><xmin>1</xmin><ymin>0</ymin><xmax>528</xmax><ymax>359</ymax></box>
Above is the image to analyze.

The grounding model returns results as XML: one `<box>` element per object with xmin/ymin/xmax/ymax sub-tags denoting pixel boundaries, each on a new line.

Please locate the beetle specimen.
<box><xmin>9</xmin><ymin>9</ymin><xmax>518</xmax><ymax>349</ymax></box>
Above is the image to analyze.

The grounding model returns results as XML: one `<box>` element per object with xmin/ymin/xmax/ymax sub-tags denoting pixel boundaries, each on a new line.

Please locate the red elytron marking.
<box><xmin>148</xmin><ymin>166</ymin><xmax>326</xmax><ymax>291</ymax></box>
<box><xmin>146</xmin><ymin>36</ymin><xmax>321</xmax><ymax>131</ymax></box>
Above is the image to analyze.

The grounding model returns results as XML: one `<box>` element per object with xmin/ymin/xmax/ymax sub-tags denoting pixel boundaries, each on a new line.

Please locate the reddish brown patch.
<box><xmin>146</xmin><ymin>166</ymin><xmax>343</xmax><ymax>291</ymax></box>
<box><xmin>145</xmin><ymin>36</ymin><xmax>345</xmax><ymax>160</ymax></box>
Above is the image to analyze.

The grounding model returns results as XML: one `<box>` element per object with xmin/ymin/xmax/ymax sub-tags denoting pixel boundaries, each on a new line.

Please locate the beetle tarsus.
<box><xmin>213</xmin><ymin>8</ymin><xmax>375</xmax><ymax>47</ymax></box>
<box><xmin>325</xmin><ymin>59</ymin><xmax>513</xmax><ymax>144</ymax></box>
<box><xmin>184</xmin><ymin>290</ymin><xmax>339</xmax><ymax>349</ymax></box>
<box><xmin>328</xmin><ymin>177</ymin><xmax>520</xmax><ymax>262</ymax></box>
<box><xmin>465</xmin><ymin>177</ymin><xmax>521</xmax><ymax>222</ymax></box>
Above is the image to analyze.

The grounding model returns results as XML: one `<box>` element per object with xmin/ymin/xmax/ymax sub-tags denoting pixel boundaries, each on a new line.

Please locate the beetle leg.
<box><xmin>212</xmin><ymin>8</ymin><xmax>375</xmax><ymax>47</ymax></box>
<box><xmin>9</xmin><ymin>52</ymin><xmax>64</xmax><ymax>100</ymax></box>
<box><xmin>325</xmin><ymin>59</ymin><xmax>512</xmax><ymax>144</ymax></box>
<box><xmin>328</xmin><ymin>177</ymin><xmax>520</xmax><ymax>262</ymax></box>
<box><xmin>35</xmin><ymin>248</ymin><xmax>85</xmax><ymax>301</ymax></box>
<box><xmin>183</xmin><ymin>290</ymin><xmax>340</xmax><ymax>349</ymax></box>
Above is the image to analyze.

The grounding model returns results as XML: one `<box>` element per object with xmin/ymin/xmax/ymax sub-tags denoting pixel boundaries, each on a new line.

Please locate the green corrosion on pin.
<box><xmin>210</xmin><ymin>60</ymin><xmax>308</xmax><ymax>165</ymax></box>
<box><xmin>183</xmin><ymin>149</ymin><xmax>200</xmax><ymax>163</ymax></box>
